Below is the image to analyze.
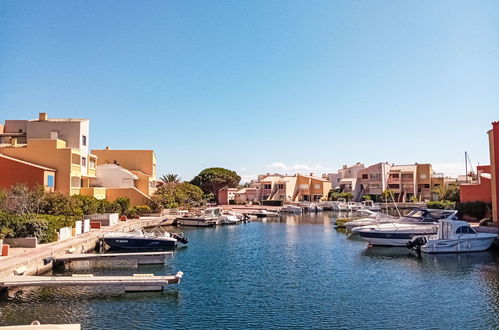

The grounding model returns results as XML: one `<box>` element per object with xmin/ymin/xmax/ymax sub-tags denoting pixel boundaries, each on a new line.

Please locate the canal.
<box><xmin>1</xmin><ymin>211</ymin><xmax>499</xmax><ymax>329</ymax></box>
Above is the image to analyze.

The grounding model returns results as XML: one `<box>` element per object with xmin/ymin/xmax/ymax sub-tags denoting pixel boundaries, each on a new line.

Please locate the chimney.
<box><xmin>11</xmin><ymin>137</ymin><xmax>17</xmax><ymax>147</ymax></box>
<box><xmin>343</xmin><ymin>165</ymin><xmax>347</xmax><ymax>169</ymax></box>
<box><xmin>39</xmin><ymin>112</ymin><xmax>48</xmax><ymax>121</ymax></box>
<box><xmin>310</xmin><ymin>172</ymin><xmax>314</xmax><ymax>177</ymax></box>
<box><xmin>105</xmin><ymin>146</ymin><xmax>110</xmax><ymax>150</ymax></box>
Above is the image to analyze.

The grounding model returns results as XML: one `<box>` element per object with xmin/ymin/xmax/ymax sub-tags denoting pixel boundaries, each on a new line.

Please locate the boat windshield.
<box><xmin>399</xmin><ymin>209</ymin><xmax>455</xmax><ymax>224</ymax></box>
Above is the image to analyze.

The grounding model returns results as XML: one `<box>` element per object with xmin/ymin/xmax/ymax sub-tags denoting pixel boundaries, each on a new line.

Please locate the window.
<box><xmin>82</xmin><ymin>135</ymin><xmax>87</xmax><ymax>146</ymax></box>
<box><xmin>362</xmin><ymin>174</ymin><xmax>368</xmax><ymax>179</ymax></box>
<box><xmin>456</xmin><ymin>226</ymin><xmax>476</xmax><ymax>234</ymax></box>
<box><xmin>424</xmin><ymin>184</ymin><xmax>430</xmax><ymax>188</ymax></box>
<box><xmin>388</xmin><ymin>184</ymin><xmax>399</xmax><ymax>189</ymax></box>
<box><xmin>47</xmin><ymin>175</ymin><xmax>54</xmax><ymax>187</ymax></box>
<box><xmin>89</xmin><ymin>159</ymin><xmax>96</xmax><ymax>168</ymax></box>
<box><xmin>264</xmin><ymin>184</ymin><xmax>271</xmax><ymax>189</ymax></box>
<box><xmin>82</xmin><ymin>157</ymin><xmax>86</xmax><ymax>167</ymax></box>
<box><xmin>18</xmin><ymin>129</ymin><xmax>22</xmax><ymax>133</ymax></box>
<box><xmin>391</xmin><ymin>174</ymin><xmax>399</xmax><ymax>178</ymax></box>
<box><xmin>401</xmin><ymin>174</ymin><xmax>413</xmax><ymax>179</ymax></box>
<box><xmin>277</xmin><ymin>184</ymin><xmax>285</xmax><ymax>190</ymax></box>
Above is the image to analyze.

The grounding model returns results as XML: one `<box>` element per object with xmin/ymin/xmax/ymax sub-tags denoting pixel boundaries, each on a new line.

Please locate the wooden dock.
<box><xmin>53</xmin><ymin>251</ymin><xmax>173</xmax><ymax>265</ymax></box>
<box><xmin>0</xmin><ymin>271</ymin><xmax>183</xmax><ymax>292</ymax></box>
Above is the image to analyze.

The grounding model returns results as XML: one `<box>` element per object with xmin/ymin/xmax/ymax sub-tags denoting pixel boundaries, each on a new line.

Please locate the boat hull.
<box><xmin>103</xmin><ymin>237</ymin><xmax>177</xmax><ymax>251</ymax></box>
<box><xmin>359</xmin><ymin>230</ymin><xmax>436</xmax><ymax>246</ymax></box>
<box><xmin>178</xmin><ymin>218</ymin><xmax>217</xmax><ymax>227</ymax></box>
<box><xmin>422</xmin><ymin>237</ymin><xmax>496</xmax><ymax>253</ymax></box>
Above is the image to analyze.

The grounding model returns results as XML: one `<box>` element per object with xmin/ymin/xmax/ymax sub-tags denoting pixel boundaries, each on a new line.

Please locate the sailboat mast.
<box><xmin>465</xmin><ymin>151</ymin><xmax>468</xmax><ymax>183</ymax></box>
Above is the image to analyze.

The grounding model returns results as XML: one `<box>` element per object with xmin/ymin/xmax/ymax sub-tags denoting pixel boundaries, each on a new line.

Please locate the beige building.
<box><xmin>251</xmin><ymin>173</ymin><xmax>331</xmax><ymax>202</ymax></box>
<box><xmin>0</xmin><ymin>113</ymin><xmax>98</xmax><ymax>195</ymax></box>
<box><xmin>91</xmin><ymin>148</ymin><xmax>157</xmax><ymax>205</ymax></box>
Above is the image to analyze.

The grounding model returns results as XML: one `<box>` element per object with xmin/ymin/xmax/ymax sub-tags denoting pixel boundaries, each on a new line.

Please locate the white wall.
<box><xmin>93</xmin><ymin>164</ymin><xmax>137</xmax><ymax>188</ymax></box>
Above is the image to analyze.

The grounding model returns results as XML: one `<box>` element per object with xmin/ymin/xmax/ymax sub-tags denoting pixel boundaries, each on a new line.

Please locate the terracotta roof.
<box><xmin>0</xmin><ymin>154</ymin><xmax>56</xmax><ymax>171</ymax></box>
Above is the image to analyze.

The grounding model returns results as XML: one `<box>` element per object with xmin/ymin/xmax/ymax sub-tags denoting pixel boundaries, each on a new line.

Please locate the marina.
<box><xmin>1</xmin><ymin>212</ymin><xmax>499</xmax><ymax>328</ymax></box>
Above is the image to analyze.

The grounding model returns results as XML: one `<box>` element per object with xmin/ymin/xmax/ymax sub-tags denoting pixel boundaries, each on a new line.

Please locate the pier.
<box><xmin>52</xmin><ymin>251</ymin><xmax>174</xmax><ymax>270</ymax></box>
<box><xmin>0</xmin><ymin>272</ymin><xmax>183</xmax><ymax>293</ymax></box>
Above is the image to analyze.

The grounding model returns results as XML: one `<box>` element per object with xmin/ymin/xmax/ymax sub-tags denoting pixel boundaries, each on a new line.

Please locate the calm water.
<box><xmin>2</xmin><ymin>211</ymin><xmax>499</xmax><ymax>329</ymax></box>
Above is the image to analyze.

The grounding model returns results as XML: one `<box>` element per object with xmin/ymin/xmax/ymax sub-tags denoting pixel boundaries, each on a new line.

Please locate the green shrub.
<box><xmin>97</xmin><ymin>199</ymin><xmax>120</xmax><ymax>213</ymax></box>
<box><xmin>456</xmin><ymin>201</ymin><xmax>491</xmax><ymax>220</ymax></box>
<box><xmin>41</xmin><ymin>192</ymin><xmax>83</xmax><ymax>217</ymax></box>
<box><xmin>362</xmin><ymin>195</ymin><xmax>371</xmax><ymax>201</ymax></box>
<box><xmin>72</xmin><ymin>195</ymin><xmax>100</xmax><ymax>215</ymax></box>
<box><xmin>426</xmin><ymin>201</ymin><xmax>456</xmax><ymax>210</ymax></box>
<box><xmin>114</xmin><ymin>197</ymin><xmax>131</xmax><ymax>215</ymax></box>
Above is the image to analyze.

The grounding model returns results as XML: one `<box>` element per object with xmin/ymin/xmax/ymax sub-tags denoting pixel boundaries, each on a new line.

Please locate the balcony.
<box><xmin>71</xmin><ymin>164</ymin><xmax>81</xmax><ymax>176</ymax></box>
<box><xmin>69</xmin><ymin>188</ymin><xmax>81</xmax><ymax>195</ymax></box>
<box><xmin>87</xmin><ymin>168</ymin><xmax>96</xmax><ymax>177</ymax></box>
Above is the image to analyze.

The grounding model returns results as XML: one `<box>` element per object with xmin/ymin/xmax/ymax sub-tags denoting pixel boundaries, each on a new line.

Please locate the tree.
<box><xmin>114</xmin><ymin>197</ymin><xmax>131</xmax><ymax>215</ymax></box>
<box><xmin>149</xmin><ymin>182</ymin><xmax>204</xmax><ymax>210</ymax></box>
<box><xmin>159</xmin><ymin>174</ymin><xmax>182</xmax><ymax>185</ymax></box>
<box><xmin>432</xmin><ymin>184</ymin><xmax>460</xmax><ymax>203</ymax></box>
<box><xmin>190</xmin><ymin>167</ymin><xmax>241</xmax><ymax>200</ymax></box>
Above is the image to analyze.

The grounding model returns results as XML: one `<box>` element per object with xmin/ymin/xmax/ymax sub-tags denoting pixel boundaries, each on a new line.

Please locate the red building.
<box><xmin>460</xmin><ymin>165</ymin><xmax>492</xmax><ymax>203</ymax></box>
<box><xmin>489</xmin><ymin>121</ymin><xmax>499</xmax><ymax>223</ymax></box>
<box><xmin>0</xmin><ymin>154</ymin><xmax>56</xmax><ymax>191</ymax></box>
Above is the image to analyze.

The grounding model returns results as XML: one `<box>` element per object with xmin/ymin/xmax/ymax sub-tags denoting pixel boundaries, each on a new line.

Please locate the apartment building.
<box><xmin>248</xmin><ymin>173</ymin><xmax>331</xmax><ymax>203</ymax></box>
<box><xmin>0</xmin><ymin>113</ymin><xmax>97</xmax><ymax>195</ymax></box>
<box><xmin>91</xmin><ymin>148</ymin><xmax>157</xmax><ymax>205</ymax></box>
<box><xmin>357</xmin><ymin>162</ymin><xmax>392</xmax><ymax>201</ymax></box>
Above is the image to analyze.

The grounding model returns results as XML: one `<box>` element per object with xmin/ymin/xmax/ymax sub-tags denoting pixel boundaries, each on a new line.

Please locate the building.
<box><xmin>357</xmin><ymin>162</ymin><xmax>392</xmax><ymax>201</ymax></box>
<box><xmin>326</xmin><ymin>163</ymin><xmax>365</xmax><ymax>200</ymax></box>
<box><xmin>218</xmin><ymin>187</ymin><xmax>259</xmax><ymax>205</ymax></box>
<box><xmin>0</xmin><ymin>154</ymin><xmax>56</xmax><ymax>192</ymax></box>
<box><xmin>460</xmin><ymin>165</ymin><xmax>492</xmax><ymax>203</ymax></box>
<box><xmin>0</xmin><ymin>113</ymin><xmax>158</xmax><ymax>207</ymax></box>
<box><xmin>248</xmin><ymin>173</ymin><xmax>331</xmax><ymax>203</ymax></box>
<box><xmin>91</xmin><ymin>148</ymin><xmax>157</xmax><ymax>206</ymax></box>
<box><xmin>0</xmin><ymin>113</ymin><xmax>98</xmax><ymax>195</ymax></box>
<box><xmin>488</xmin><ymin>122</ymin><xmax>499</xmax><ymax>222</ymax></box>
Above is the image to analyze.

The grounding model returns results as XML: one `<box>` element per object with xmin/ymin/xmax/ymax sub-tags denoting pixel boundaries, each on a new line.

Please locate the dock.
<box><xmin>54</xmin><ymin>251</ymin><xmax>173</xmax><ymax>264</ymax></box>
<box><xmin>0</xmin><ymin>271</ymin><xmax>183</xmax><ymax>292</ymax></box>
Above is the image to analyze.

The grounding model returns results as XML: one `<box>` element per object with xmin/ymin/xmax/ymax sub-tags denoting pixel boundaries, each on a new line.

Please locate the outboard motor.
<box><xmin>407</xmin><ymin>236</ymin><xmax>427</xmax><ymax>252</ymax></box>
<box><xmin>171</xmin><ymin>233</ymin><xmax>189</xmax><ymax>244</ymax></box>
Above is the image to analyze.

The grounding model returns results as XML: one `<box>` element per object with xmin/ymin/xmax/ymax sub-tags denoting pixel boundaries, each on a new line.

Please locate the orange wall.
<box><xmin>0</xmin><ymin>156</ymin><xmax>54</xmax><ymax>190</ymax></box>
<box><xmin>218</xmin><ymin>188</ymin><xmax>229</xmax><ymax>205</ymax></box>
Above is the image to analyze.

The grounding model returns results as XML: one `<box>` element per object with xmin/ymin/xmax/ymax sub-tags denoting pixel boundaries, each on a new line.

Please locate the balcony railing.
<box><xmin>69</xmin><ymin>188</ymin><xmax>80</xmax><ymax>195</ymax></box>
<box><xmin>87</xmin><ymin>168</ymin><xmax>96</xmax><ymax>177</ymax></box>
<box><xmin>71</xmin><ymin>164</ymin><xmax>81</xmax><ymax>176</ymax></box>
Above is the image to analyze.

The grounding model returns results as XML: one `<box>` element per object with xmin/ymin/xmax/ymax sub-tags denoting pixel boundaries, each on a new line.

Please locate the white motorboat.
<box><xmin>176</xmin><ymin>207</ymin><xmax>223</xmax><ymax>227</ymax></box>
<box><xmin>281</xmin><ymin>205</ymin><xmax>303</xmax><ymax>213</ymax></box>
<box><xmin>347</xmin><ymin>202</ymin><xmax>362</xmax><ymax>211</ymax></box>
<box><xmin>336</xmin><ymin>198</ymin><xmax>349</xmax><ymax>212</ymax></box>
<box><xmin>344</xmin><ymin>211</ymin><xmax>397</xmax><ymax>231</ymax></box>
<box><xmin>221</xmin><ymin>211</ymin><xmax>243</xmax><ymax>225</ymax></box>
<box><xmin>407</xmin><ymin>219</ymin><xmax>497</xmax><ymax>253</ymax></box>
<box><xmin>354</xmin><ymin>208</ymin><xmax>459</xmax><ymax>246</ymax></box>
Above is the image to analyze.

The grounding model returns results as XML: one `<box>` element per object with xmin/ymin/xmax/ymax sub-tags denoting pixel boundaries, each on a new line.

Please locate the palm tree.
<box><xmin>159</xmin><ymin>174</ymin><xmax>182</xmax><ymax>185</ymax></box>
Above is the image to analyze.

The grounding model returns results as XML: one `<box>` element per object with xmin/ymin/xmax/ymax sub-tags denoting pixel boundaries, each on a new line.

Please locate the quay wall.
<box><xmin>0</xmin><ymin>219</ymin><xmax>160</xmax><ymax>279</ymax></box>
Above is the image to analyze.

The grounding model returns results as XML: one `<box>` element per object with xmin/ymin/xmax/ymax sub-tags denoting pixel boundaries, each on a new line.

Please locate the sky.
<box><xmin>1</xmin><ymin>1</ymin><xmax>498</xmax><ymax>182</ymax></box>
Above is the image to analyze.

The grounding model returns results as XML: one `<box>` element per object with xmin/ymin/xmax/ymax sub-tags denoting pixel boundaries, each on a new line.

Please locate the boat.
<box><xmin>336</xmin><ymin>198</ymin><xmax>349</xmax><ymax>211</ymax></box>
<box><xmin>347</xmin><ymin>201</ymin><xmax>362</xmax><ymax>211</ymax></box>
<box><xmin>344</xmin><ymin>210</ymin><xmax>396</xmax><ymax>231</ymax></box>
<box><xmin>103</xmin><ymin>229</ymin><xmax>188</xmax><ymax>251</ymax></box>
<box><xmin>176</xmin><ymin>207</ymin><xmax>223</xmax><ymax>227</ymax></box>
<box><xmin>221</xmin><ymin>210</ymin><xmax>242</xmax><ymax>225</ymax></box>
<box><xmin>407</xmin><ymin>219</ymin><xmax>497</xmax><ymax>253</ymax></box>
<box><xmin>253</xmin><ymin>209</ymin><xmax>280</xmax><ymax>218</ymax></box>
<box><xmin>353</xmin><ymin>208</ymin><xmax>459</xmax><ymax>247</ymax></box>
<box><xmin>281</xmin><ymin>205</ymin><xmax>303</xmax><ymax>213</ymax></box>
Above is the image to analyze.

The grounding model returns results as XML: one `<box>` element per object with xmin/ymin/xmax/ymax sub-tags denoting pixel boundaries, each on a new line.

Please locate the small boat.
<box><xmin>336</xmin><ymin>198</ymin><xmax>349</xmax><ymax>212</ymax></box>
<box><xmin>253</xmin><ymin>209</ymin><xmax>280</xmax><ymax>218</ymax></box>
<box><xmin>176</xmin><ymin>207</ymin><xmax>223</xmax><ymax>227</ymax></box>
<box><xmin>407</xmin><ymin>219</ymin><xmax>497</xmax><ymax>253</ymax></box>
<box><xmin>103</xmin><ymin>229</ymin><xmax>188</xmax><ymax>251</ymax></box>
<box><xmin>281</xmin><ymin>205</ymin><xmax>303</xmax><ymax>213</ymax></box>
<box><xmin>354</xmin><ymin>208</ymin><xmax>458</xmax><ymax>247</ymax></box>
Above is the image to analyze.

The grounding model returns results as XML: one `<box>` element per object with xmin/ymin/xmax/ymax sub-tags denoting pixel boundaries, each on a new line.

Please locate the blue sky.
<box><xmin>1</xmin><ymin>1</ymin><xmax>498</xmax><ymax>182</ymax></box>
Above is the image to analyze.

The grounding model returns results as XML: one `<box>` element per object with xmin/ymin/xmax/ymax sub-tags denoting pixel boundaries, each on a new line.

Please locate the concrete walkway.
<box><xmin>0</xmin><ymin>217</ymin><xmax>163</xmax><ymax>278</ymax></box>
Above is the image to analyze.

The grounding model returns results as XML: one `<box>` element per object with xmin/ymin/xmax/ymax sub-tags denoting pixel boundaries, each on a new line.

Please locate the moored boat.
<box><xmin>354</xmin><ymin>208</ymin><xmax>458</xmax><ymax>247</ymax></box>
<box><xmin>407</xmin><ymin>219</ymin><xmax>497</xmax><ymax>253</ymax></box>
<box><xmin>103</xmin><ymin>230</ymin><xmax>187</xmax><ymax>251</ymax></box>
